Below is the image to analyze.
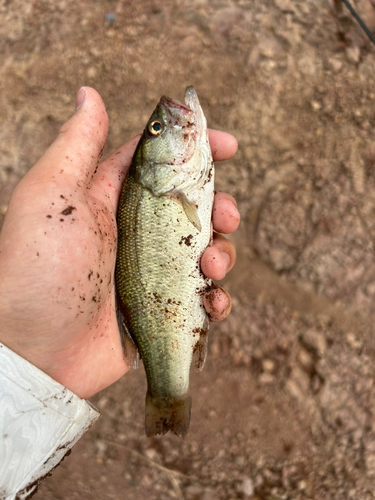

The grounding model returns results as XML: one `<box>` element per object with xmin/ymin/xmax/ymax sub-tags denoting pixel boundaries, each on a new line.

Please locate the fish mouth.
<box><xmin>160</xmin><ymin>95</ymin><xmax>192</xmax><ymax>113</ymax></box>
<box><xmin>160</xmin><ymin>86</ymin><xmax>200</xmax><ymax>114</ymax></box>
<box><xmin>159</xmin><ymin>86</ymin><xmax>202</xmax><ymax>127</ymax></box>
<box><xmin>159</xmin><ymin>94</ymin><xmax>194</xmax><ymax>126</ymax></box>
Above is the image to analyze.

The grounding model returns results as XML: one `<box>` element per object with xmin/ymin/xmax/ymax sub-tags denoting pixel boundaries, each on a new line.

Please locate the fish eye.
<box><xmin>148</xmin><ymin>120</ymin><xmax>163</xmax><ymax>136</ymax></box>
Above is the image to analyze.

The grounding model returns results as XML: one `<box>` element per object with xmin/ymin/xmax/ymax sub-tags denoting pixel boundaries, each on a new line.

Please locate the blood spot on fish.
<box><xmin>46</xmin><ymin>215</ymin><xmax>52</xmax><ymax>218</ymax></box>
<box><xmin>88</xmin><ymin>271</ymin><xmax>93</xmax><ymax>280</ymax></box>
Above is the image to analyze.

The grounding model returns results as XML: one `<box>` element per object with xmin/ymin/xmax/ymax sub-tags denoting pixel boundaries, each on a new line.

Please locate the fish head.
<box><xmin>134</xmin><ymin>87</ymin><xmax>209</xmax><ymax>197</ymax></box>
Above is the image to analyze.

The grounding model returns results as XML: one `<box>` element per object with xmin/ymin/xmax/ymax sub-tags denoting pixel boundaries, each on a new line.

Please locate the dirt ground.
<box><xmin>2</xmin><ymin>0</ymin><xmax>375</xmax><ymax>498</ymax></box>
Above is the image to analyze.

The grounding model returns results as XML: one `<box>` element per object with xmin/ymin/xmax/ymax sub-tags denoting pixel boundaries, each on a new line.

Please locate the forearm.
<box><xmin>0</xmin><ymin>342</ymin><xmax>100</xmax><ymax>500</ymax></box>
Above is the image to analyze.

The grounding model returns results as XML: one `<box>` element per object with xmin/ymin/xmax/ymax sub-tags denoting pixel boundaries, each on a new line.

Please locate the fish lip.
<box><xmin>160</xmin><ymin>95</ymin><xmax>192</xmax><ymax>113</ymax></box>
<box><xmin>184</xmin><ymin>86</ymin><xmax>200</xmax><ymax>110</ymax></box>
<box><xmin>159</xmin><ymin>95</ymin><xmax>194</xmax><ymax>128</ymax></box>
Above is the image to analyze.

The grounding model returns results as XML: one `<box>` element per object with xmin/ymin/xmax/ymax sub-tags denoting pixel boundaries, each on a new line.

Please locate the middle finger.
<box><xmin>201</xmin><ymin>233</ymin><xmax>236</xmax><ymax>281</ymax></box>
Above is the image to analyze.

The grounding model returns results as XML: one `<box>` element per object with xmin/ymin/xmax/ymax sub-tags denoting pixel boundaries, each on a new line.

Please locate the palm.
<box><xmin>0</xmin><ymin>167</ymin><xmax>128</xmax><ymax>398</ymax></box>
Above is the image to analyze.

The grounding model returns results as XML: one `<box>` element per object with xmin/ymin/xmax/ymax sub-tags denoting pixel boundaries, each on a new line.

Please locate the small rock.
<box><xmin>346</xmin><ymin>332</ymin><xmax>362</xmax><ymax>349</ymax></box>
<box><xmin>365</xmin><ymin>281</ymin><xmax>375</xmax><ymax>295</ymax></box>
<box><xmin>258</xmin><ymin>35</ymin><xmax>284</xmax><ymax>58</ymax></box>
<box><xmin>301</xmin><ymin>329</ymin><xmax>327</xmax><ymax>357</ymax></box>
<box><xmin>328</xmin><ymin>56</ymin><xmax>343</xmax><ymax>72</ymax></box>
<box><xmin>247</xmin><ymin>45</ymin><xmax>260</xmax><ymax>67</ymax></box>
<box><xmin>298</xmin><ymin>349</ymin><xmax>313</xmax><ymax>372</ymax></box>
<box><xmin>144</xmin><ymin>448</ymin><xmax>159</xmax><ymax>460</ymax></box>
<box><xmin>298</xmin><ymin>479</ymin><xmax>307</xmax><ymax>490</ymax></box>
<box><xmin>259</xmin><ymin>372</ymin><xmax>275</xmax><ymax>384</ymax></box>
<box><xmin>263</xmin><ymin>468</ymin><xmax>280</xmax><ymax>485</ymax></box>
<box><xmin>274</xmin><ymin>0</ymin><xmax>296</xmax><ymax>12</ymax></box>
<box><xmin>98</xmin><ymin>396</ymin><xmax>108</xmax><ymax>407</ymax></box>
<box><xmin>298</xmin><ymin>54</ymin><xmax>317</xmax><ymax>76</ymax></box>
<box><xmin>269</xmin><ymin>248</ymin><xmax>296</xmax><ymax>271</ymax></box>
<box><xmin>346</xmin><ymin>46</ymin><xmax>361</xmax><ymax>64</ymax></box>
<box><xmin>242</xmin><ymin>476</ymin><xmax>254</xmax><ymax>497</ymax></box>
<box><xmin>286</xmin><ymin>370</ymin><xmax>309</xmax><ymax>401</ymax></box>
<box><xmin>311</xmin><ymin>100</ymin><xmax>321</xmax><ymax>111</ymax></box>
<box><xmin>87</xmin><ymin>67</ymin><xmax>97</xmax><ymax>78</ymax></box>
<box><xmin>262</xmin><ymin>358</ymin><xmax>275</xmax><ymax>372</ymax></box>
<box><xmin>185</xmin><ymin>484</ymin><xmax>203</xmax><ymax>499</ymax></box>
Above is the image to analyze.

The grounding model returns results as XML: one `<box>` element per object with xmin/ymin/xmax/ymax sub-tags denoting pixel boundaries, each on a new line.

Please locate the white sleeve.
<box><xmin>0</xmin><ymin>342</ymin><xmax>101</xmax><ymax>500</ymax></box>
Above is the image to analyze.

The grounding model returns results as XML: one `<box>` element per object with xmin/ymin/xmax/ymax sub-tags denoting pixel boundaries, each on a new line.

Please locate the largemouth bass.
<box><xmin>115</xmin><ymin>86</ymin><xmax>214</xmax><ymax>437</ymax></box>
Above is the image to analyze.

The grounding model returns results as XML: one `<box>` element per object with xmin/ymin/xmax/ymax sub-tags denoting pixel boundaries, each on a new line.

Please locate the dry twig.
<box><xmin>103</xmin><ymin>438</ymin><xmax>186</xmax><ymax>500</ymax></box>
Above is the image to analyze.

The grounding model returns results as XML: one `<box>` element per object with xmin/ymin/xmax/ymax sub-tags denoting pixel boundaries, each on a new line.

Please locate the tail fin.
<box><xmin>145</xmin><ymin>391</ymin><xmax>192</xmax><ymax>438</ymax></box>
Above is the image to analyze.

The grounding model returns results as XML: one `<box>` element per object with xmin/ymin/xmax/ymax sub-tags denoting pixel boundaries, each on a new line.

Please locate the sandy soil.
<box><xmin>2</xmin><ymin>0</ymin><xmax>375</xmax><ymax>498</ymax></box>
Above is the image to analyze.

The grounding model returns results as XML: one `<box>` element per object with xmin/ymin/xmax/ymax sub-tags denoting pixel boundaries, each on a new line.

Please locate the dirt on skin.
<box><xmin>2</xmin><ymin>0</ymin><xmax>375</xmax><ymax>498</ymax></box>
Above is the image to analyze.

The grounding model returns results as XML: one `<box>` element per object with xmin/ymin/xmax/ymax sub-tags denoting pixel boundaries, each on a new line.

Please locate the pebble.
<box><xmin>328</xmin><ymin>57</ymin><xmax>343</xmax><ymax>72</ymax></box>
<box><xmin>259</xmin><ymin>372</ymin><xmax>275</xmax><ymax>384</ymax></box>
<box><xmin>346</xmin><ymin>46</ymin><xmax>361</xmax><ymax>64</ymax></box>
<box><xmin>242</xmin><ymin>476</ymin><xmax>254</xmax><ymax>497</ymax></box>
<box><xmin>87</xmin><ymin>67</ymin><xmax>97</xmax><ymax>78</ymax></box>
<box><xmin>301</xmin><ymin>329</ymin><xmax>327</xmax><ymax>357</ymax></box>
<box><xmin>274</xmin><ymin>0</ymin><xmax>296</xmax><ymax>13</ymax></box>
<box><xmin>262</xmin><ymin>358</ymin><xmax>275</xmax><ymax>372</ymax></box>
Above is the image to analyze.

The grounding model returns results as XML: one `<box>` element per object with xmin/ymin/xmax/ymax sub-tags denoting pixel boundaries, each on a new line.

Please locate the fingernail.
<box><xmin>230</xmin><ymin>203</ymin><xmax>241</xmax><ymax>222</ymax></box>
<box><xmin>203</xmin><ymin>285</ymin><xmax>231</xmax><ymax>322</ymax></box>
<box><xmin>220</xmin><ymin>287</ymin><xmax>232</xmax><ymax>316</ymax></box>
<box><xmin>219</xmin><ymin>250</ymin><xmax>231</xmax><ymax>270</ymax></box>
<box><xmin>76</xmin><ymin>87</ymin><xmax>86</xmax><ymax>111</ymax></box>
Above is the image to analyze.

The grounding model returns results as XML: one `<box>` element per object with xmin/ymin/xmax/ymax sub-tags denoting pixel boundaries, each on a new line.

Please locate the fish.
<box><xmin>115</xmin><ymin>86</ymin><xmax>214</xmax><ymax>437</ymax></box>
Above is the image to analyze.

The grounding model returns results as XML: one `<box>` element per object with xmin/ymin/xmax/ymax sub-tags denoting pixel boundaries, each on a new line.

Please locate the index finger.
<box><xmin>208</xmin><ymin>129</ymin><xmax>238</xmax><ymax>162</ymax></box>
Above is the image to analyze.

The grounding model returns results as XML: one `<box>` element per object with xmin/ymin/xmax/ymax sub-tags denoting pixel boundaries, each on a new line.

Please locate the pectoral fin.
<box><xmin>179</xmin><ymin>193</ymin><xmax>202</xmax><ymax>232</ymax></box>
<box><xmin>116</xmin><ymin>304</ymin><xmax>140</xmax><ymax>370</ymax></box>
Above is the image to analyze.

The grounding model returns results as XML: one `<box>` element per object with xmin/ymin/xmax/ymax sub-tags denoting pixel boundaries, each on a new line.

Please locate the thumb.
<box><xmin>29</xmin><ymin>87</ymin><xmax>109</xmax><ymax>183</ymax></box>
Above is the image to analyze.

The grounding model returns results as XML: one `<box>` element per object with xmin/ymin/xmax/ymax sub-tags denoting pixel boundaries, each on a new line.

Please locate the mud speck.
<box><xmin>61</xmin><ymin>206</ymin><xmax>76</xmax><ymax>216</ymax></box>
<box><xmin>179</xmin><ymin>234</ymin><xmax>193</xmax><ymax>246</ymax></box>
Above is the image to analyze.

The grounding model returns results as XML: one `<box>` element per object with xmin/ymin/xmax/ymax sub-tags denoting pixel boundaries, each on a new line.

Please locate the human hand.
<box><xmin>0</xmin><ymin>87</ymin><xmax>240</xmax><ymax>399</ymax></box>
